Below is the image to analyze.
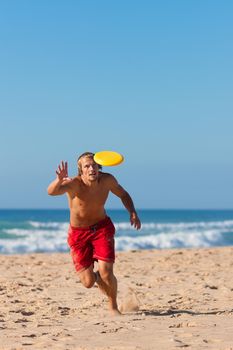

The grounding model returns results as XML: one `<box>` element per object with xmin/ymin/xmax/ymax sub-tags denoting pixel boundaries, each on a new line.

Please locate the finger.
<box><xmin>133</xmin><ymin>220</ymin><xmax>139</xmax><ymax>230</ymax></box>
<box><xmin>65</xmin><ymin>162</ymin><xmax>68</xmax><ymax>174</ymax></box>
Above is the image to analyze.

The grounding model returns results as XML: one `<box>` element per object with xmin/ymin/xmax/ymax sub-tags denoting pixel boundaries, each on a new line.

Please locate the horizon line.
<box><xmin>0</xmin><ymin>208</ymin><xmax>233</xmax><ymax>211</ymax></box>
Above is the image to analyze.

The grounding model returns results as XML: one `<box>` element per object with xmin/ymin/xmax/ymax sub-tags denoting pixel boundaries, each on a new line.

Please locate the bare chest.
<box><xmin>69</xmin><ymin>182</ymin><xmax>109</xmax><ymax>206</ymax></box>
<box><xmin>79</xmin><ymin>186</ymin><xmax>108</xmax><ymax>202</ymax></box>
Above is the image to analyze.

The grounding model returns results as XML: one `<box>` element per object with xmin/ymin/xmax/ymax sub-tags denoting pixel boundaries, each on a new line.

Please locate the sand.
<box><xmin>0</xmin><ymin>247</ymin><xmax>233</xmax><ymax>350</ymax></box>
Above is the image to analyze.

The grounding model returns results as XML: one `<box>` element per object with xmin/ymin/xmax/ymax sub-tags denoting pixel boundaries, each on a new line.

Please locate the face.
<box><xmin>80</xmin><ymin>157</ymin><xmax>99</xmax><ymax>182</ymax></box>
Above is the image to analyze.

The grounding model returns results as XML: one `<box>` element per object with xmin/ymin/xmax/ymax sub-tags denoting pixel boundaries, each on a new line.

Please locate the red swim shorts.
<box><xmin>67</xmin><ymin>216</ymin><xmax>115</xmax><ymax>272</ymax></box>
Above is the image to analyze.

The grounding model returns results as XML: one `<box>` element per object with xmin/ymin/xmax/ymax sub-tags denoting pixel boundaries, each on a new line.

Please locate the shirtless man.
<box><xmin>47</xmin><ymin>152</ymin><xmax>141</xmax><ymax>315</ymax></box>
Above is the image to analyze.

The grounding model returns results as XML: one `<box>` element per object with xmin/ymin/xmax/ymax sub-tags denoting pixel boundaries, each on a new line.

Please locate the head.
<box><xmin>77</xmin><ymin>152</ymin><xmax>102</xmax><ymax>181</ymax></box>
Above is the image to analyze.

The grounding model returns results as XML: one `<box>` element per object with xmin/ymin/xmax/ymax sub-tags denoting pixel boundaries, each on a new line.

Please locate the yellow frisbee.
<box><xmin>94</xmin><ymin>151</ymin><xmax>124</xmax><ymax>166</ymax></box>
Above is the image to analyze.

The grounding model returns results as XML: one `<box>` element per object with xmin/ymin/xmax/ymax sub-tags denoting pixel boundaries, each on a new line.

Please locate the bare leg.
<box><xmin>96</xmin><ymin>261</ymin><xmax>121</xmax><ymax>315</ymax></box>
<box><xmin>78</xmin><ymin>265</ymin><xmax>96</xmax><ymax>288</ymax></box>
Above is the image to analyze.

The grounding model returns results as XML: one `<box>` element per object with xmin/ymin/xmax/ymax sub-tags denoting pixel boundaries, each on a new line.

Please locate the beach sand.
<box><xmin>0</xmin><ymin>247</ymin><xmax>233</xmax><ymax>350</ymax></box>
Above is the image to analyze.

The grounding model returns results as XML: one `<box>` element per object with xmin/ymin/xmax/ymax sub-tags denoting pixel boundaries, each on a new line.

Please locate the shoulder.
<box><xmin>99</xmin><ymin>172</ymin><xmax>117</xmax><ymax>183</ymax></box>
<box><xmin>70</xmin><ymin>176</ymin><xmax>82</xmax><ymax>186</ymax></box>
<box><xmin>62</xmin><ymin>176</ymin><xmax>81</xmax><ymax>191</ymax></box>
<box><xmin>99</xmin><ymin>172</ymin><xmax>119</xmax><ymax>189</ymax></box>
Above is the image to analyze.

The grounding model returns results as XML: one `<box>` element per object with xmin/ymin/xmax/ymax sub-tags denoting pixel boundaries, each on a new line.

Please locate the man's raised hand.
<box><xmin>56</xmin><ymin>161</ymin><xmax>70</xmax><ymax>182</ymax></box>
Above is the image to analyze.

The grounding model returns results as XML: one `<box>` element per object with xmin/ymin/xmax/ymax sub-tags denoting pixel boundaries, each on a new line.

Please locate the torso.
<box><xmin>66</xmin><ymin>173</ymin><xmax>111</xmax><ymax>227</ymax></box>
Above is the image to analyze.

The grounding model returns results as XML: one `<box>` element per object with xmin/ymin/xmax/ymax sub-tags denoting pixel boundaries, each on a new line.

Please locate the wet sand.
<box><xmin>0</xmin><ymin>247</ymin><xmax>233</xmax><ymax>349</ymax></box>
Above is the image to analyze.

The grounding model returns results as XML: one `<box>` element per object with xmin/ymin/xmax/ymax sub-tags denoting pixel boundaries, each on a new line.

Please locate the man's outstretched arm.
<box><xmin>109</xmin><ymin>176</ymin><xmax>141</xmax><ymax>230</ymax></box>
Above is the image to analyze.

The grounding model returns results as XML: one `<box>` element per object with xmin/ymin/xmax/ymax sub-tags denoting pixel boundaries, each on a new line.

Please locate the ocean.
<box><xmin>0</xmin><ymin>209</ymin><xmax>233</xmax><ymax>254</ymax></box>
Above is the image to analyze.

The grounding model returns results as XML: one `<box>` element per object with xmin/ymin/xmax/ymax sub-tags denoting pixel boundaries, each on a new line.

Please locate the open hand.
<box><xmin>56</xmin><ymin>161</ymin><xmax>69</xmax><ymax>181</ymax></box>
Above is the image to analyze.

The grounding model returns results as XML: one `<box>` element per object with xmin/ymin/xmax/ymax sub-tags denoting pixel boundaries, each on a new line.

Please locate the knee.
<box><xmin>100</xmin><ymin>270</ymin><xmax>114</xmax><ymax>284</ymax></box>
<box><xmin>79</xmin><ymin>275</ymin><xmax>95</xmax><ymax>289</ymax></box>
<box><xmin>82</xmin><ymin>279</ymin><xmax>95</xmax><ymax>289</ymax></box>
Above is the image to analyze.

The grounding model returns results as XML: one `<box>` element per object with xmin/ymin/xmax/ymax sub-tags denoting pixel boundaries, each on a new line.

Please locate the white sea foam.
<box><xmin>0</xmin><ymin>219</ymin><xmax>232</xmax><ymax>254</ymax></box>
<box><xmin>115</xmin><ymin>230</ymin><xmax>222</xmax><ymax>251</ymax></box>
<box><xmin>0</xmin><ymin>239</ymin><xmax>68</xmax><ymax>254</ymax></box>
<box><xmin>28</xmin><ymin>221</ymin><xmax>69</xmax><ymax>229</ymax></box>
<box><xmin>0</xmin><ymin>228</ymin><xmax>68</xmax><ymax>254</ymax></box>
<box><xmin>0</xmin><ymin>229</ymin><xmax>222</xmax><ymax>254</ymax></box>
<box><xmin>27</xmin><ymin>220</ymin><xmax>233</xmax><ymax>231</ymax></box>
<box><xmin>115</xmin><ymin>220</ymin><xmax>233</xmax><ymax>231</ymax></box>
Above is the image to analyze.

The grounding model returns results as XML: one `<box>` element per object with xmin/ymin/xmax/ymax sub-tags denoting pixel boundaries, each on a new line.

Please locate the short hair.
<box><xmin>77</xmin><ymin>152</ymin><xmax>102</xmax><ymax>175</ymax></box>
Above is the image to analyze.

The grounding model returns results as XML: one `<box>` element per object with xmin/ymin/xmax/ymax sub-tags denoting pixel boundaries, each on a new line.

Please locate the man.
<box><xmin>47</xmin><ymin>152</ymin><xmax>141</xmax><ymax>315</ymax></box>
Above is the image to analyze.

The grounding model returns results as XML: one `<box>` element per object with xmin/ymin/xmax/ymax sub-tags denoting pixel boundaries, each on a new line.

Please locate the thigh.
<box><xmin>93</xmin><ymin>223</ymin><xmax>115</xmax><ymax>263</ymax></box>
<box><xmin>68</xmin><ymin>226</ymin><xmax>94</xmax><ymax>271</ymax></box>
<box><xmin>70</xmin><ymin>243</ymin><xmax>93</xmax><ymax>272</ymax></box>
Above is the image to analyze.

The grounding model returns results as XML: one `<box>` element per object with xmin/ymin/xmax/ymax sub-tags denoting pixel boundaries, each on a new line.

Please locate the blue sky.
<box><xmin>0</xmin><ymin>0</ymin><xmax>232</xmax><ymax>209</ymax></box>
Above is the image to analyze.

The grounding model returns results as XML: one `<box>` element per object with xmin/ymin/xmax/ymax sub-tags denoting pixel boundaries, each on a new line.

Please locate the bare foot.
<box><xmin>95</xmin><ymin>271</ymin><xmax>121</xmax><ymax>315</ymax></box>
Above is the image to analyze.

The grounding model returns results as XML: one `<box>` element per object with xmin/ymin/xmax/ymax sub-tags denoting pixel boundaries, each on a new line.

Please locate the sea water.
<box><xmin>0</xmin><ymin>209</ymin><xmax>233</xmax><ymax>254</ymax></box>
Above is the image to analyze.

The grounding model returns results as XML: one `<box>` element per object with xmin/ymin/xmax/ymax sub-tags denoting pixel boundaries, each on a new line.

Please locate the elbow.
<box><xmin>120</xmin><ymin>192</ymin><xmax>130</xmax><ymax>203</ymax></box>
<box><xmin>121</xmin><ymin>191</ymin><xmax>129</xmax><ymax>200</ymax></box>
<box><xmin>47</xmin><ymin>187</ymin><xmax>55</xmax><ymax>196</ymax></box>
<box><xmin>47</xmin><ymin>190</ymin><xmax>52</xmax><ymax>196</ymax></box>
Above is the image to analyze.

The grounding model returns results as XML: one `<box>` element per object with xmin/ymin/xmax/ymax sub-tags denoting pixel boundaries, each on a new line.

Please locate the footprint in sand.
<box><xmin>21</xmin><ymin>311</ymin><xmax>35</xmax><ymax>316</ymax></box>
<box><xmin>22</xmin><ymin>334</ymin><xmax>37</xmax><ymax>338</ymax></box>
<box><xmin>10</xmin><ymin>309</ymin><xmax>35</xmax><ymax>317</ymax></box>
<box><xmin>120</xmin><ymin>288</ymin><xmax>140</xmax><ymax>313</ymax></box>
<box><xmin>169</xmin><ymin>322</ymin><xmax>197</xmax><ymax>328</ymax></box>
<box><xmin>204</xmin><ymin>284</ymin><xmax>218</xmax><ymax>290</ymax></box>
<box><xmin>172</xmin><ymin>338</ymin><xmax>190</xmax><ymax>348</ymax></box>
<box><xmin>15</xmin><ymin>318</ymin><xmax>31</xmax><ymax>324</ymax></box>
<box><xmin>58</xmin><ymin>306</ymin><xmax>71</xmax><ymax>316</ymax></box>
